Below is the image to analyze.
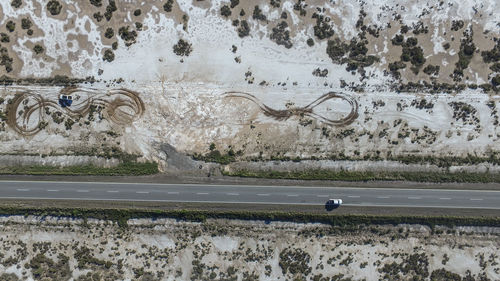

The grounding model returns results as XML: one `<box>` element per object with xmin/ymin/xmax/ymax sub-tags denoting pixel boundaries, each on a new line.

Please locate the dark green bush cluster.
<box><xmin>270</xmin><ymin>0</ymin><xmax>281</xmax><ymax>8</ymax></box>
<box><xmin>28</xmin><ymin>254</ymin><xmax>71</xmax><ymax>280</ymax></box>
<box><xmin>279</xmin><ymin>248</ymin><xmax>312</xmax><ymax>278</ymax></box>
<box><xmin>192</xmin><ymin>143</ymin><xmax>240</xmax><ymax>165</ymax></box>
<box><xmin>133</xmin><ymin>9</ymin><xmax>141</xmax><ymax>16</ymax></box>
<box><xmin>452</xmin><ymin>28</ymin><xmax>475</xmax><ymax>81</ymax></box>
<box><xmin>237</xmin><ymin>20</ymin><xmax>250</xmax><ymax>37</ymax></box>
<box><xmin>379</xmin><ymin>253</ymin><xmax>429</xmax><ymax>280</ymax></box>
<box><xmin>0</xmin><ymin>46</ymin><xmax>13</xmax><ymax>73</ymax></box>
<box><xmin>306</xmin><ymin>38</ymin><xmax>314</xmax><ymax>46</ymax></box>
<box><xmin>451</xmin><ymin>20</ymin><xmax>464</xmax><ymax>31</ymax></box>
<box><xmin>326</xmin><ymin>38</ymin><xmax>378</xmax><ymax>72</ymax></box>
<box><xmin>411</xmin><ymin>21</ymin><xmax>428</xmax><ymax>35</ymax></box>
<box><xmin>312</xmin><ymin>12</ymin><xmax>334</xmax><ymax>40</ymax></box>
<box><xmin>423</xmin><ymin>64</ymin><xmax>440</xmax><ymax>76</ymax></box>
<box><xmin>482</xmin><ymin>40</ymin><xmax>500</xmax><ymax>64</ymax></box>
<box><xmin>75</xmin><ymin>246</ymin><xmax>112</xmax><ymax>270</ymax></box>
<box><xmin>401</xmin><ymin>37</ymin><xmax>425</xmax><ymax>74</ymax></box>
<box><xmin>163</xmin><ymin>0</ymin><xmax>174</xmax><ymax>12</ymax></box>
<box><xmin>33</xmin><ymin>44</ymin><xmax>44</xmax><ymax>54</ymax></box>
<box><xmin>429</xmin><ymin>269</ymin><xmax>461</xmax><ymax>281</ymax></box>
<box><xmin>252</xmin><ymin>5</ymin><xmax>266</xmax><ymax>21</ymax></box>
<box><xmin>21</xmin><ymin>18</ymin><xmax>32</xmax><ymax>30</ymax></box>
<box><xmin>46</xmin><ymin>0</ymin><xmax>62</xmax><ymax>16</ymax></box>
<box><xmin>293</xmin><ymin>0</ymin><xmax>307</xmax><ymax>16</ymax></box>
<box><xmin>118</xmin><ymin>26</ymin><xmax>137</xmax><ymax>46</ymax></box>
<box><xmin>6</xmin><ymin>21</ymin><xmax>15</xmax><ymax>32</ymax></box>
<box><xmin>448</xmin><ymin>101</ymin><xmax>477</xmax><ymax>122</ymax></box>
<box><xmin>103</xmin><ymin>49</ymin><xmax>115</xmax><ymax>62</ymax></box>
<box><xmin>89</xmin><ymin>0</ymin><xmax>102</xmax><ymax>7</ymax></box>
<box><xmin>104</xmin><ymin>0</ymin><xmax>117</xmax><ymax>21</ymax></box>
<box><xmin>93</xmin><ymin>12</ymin><xmax>103</xmax><ymax>22</ymax></box>
<box><xmin>104</xmin><ymin>27</ymin><xmax>114</xmax><ymax>39</ymax></box>
<box><xmin>230</xmin><ymin>0</ymin><xmax>239</xmax><ymax>8</ymax></box>
<box><xmin>411</xmin><ymin>98</ymin><xmax>434</xmax><ymax>110</ymax></box>
<box><xmin>492</xmin><ymin>75</ymin><xmax>500</xmax><ymax>87</ymax></box>
<box><xmin>11</xmin><ymin>0</ymin><xmax>22</xmax><ymax>8</ymax></box>
<box><xmin>173</xmin><ymin>39</ymin><xmax>192</xmax><ymax>56</ymax></box>
<box><xmin>312</xmin><ymin>68</ymin><xmax>328</xmax><ymax>77</ymax></box>
<box><xmin>220</xmin><ymin>5</ymin><xmax>231</xmax><ymax>17</ymax></box>
<box><xmin>0</xmin><ymin>33</ymin><xmax>9</xmax><ymax>43</ymax></box>
<box><xmin>270</xmin><ymin>21</ymin><xmax>292</xmax><ymax>49</ymax></box>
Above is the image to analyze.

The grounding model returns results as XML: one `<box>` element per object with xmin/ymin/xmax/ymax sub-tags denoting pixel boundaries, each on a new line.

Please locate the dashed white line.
<box><xmin>167</xmin><ymin>192</ymin><xmax>179</xmax><ymax>195</ymax></box>
<box><xmin>257</xmin><ymin>194</ymin><xmax>270</xmax><ymax>196</ymax></box>
<box><xmin>408</xmin><ymin>197</ymin><xmax>421</xmax><ymax>199</ymax></box>
<box><xmin>47</xmin><ymin>190</ymin><xmax>59</xmax><ymax>192</ymax></box>
<box><xmin>16</xmin><ymin>189</ymin><xmax>29</xmax><ymax>191</ymax></box>
<box><xmin>316</xmin><ymin>195</ymin><xmax>329</xmax><ymax>198</ymax></box>
<box><xmin>470</xmin><ymin>198</ymin><xmax>483</xmax><ymax>201</ymax></box>
<box><xmin>77</xmin><ymin>190</ymin><xmax>89</xmax><ymax>193</ymax></box>
<box><xmin>227</xmin><ymin>193</ymin><xmax>239</xmax><ymax>196</ymax></box>
<box><xmin>377</xmin><ymin>196</ymin><xmax>390</xmax><ymax>199</ymax></box>
<box><xmin>286</xmin><ymin>194</ymin><xmax>299</xmax><ymax>197</ymax></box>
<box><xmin>439</xmin><ymin>198</ymin><xmax>451</xmax><ymax>200</ymax></box>
<box><xmin>348</xmin><ymin>195</ymin><xmax>360</xmax><ymax>198</ymax></box>
<box><xmin>136</xmin><ymin>191</ymin><xmax>149</xmax><ymax>194</ymax></box>
<box><xmin>197</xmin><ymin>192</ymin><xmax>209</xmax><ymax>195</ymax></box>
<box><xmin>107</xmin><ymin>190</ymin><xmax>119</xmax><ymax>193</ymax></box>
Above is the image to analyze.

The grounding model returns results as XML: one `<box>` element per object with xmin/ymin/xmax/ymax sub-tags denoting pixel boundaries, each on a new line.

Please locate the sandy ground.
<box><xmin>0</xmin><ymin>215</ymin><xmax>498</xmax><ymax>281</ymax></box>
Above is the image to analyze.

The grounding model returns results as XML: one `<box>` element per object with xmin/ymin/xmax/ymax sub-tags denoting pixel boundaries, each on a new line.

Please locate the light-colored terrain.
<box><xmin>0</xmin><ymin>216</ymin><xmax>498</xmax><ymax>280</ymax></box>
<box><xmin>0</xmin><ymin>0</ymin><xmax>499</xmax><ymax>173</ymax></box>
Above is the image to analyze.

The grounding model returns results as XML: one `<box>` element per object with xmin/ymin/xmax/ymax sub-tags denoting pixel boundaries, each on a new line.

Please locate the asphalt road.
<box><xmin>0</xmin><ymin>180</ymin><xmax>499</xmax><ymax>210</ymax></box>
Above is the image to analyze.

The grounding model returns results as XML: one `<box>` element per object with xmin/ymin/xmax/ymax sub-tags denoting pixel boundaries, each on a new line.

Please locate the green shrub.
<box><xmin>21</xmin><ymin>18</ymin><xmax>32</xmax><ymax>30</ymax></box>
<box><xmin>163</xmin><ymin>0</ymin><xmax>174</xmax><ymax>12</ymax></box>
<box><xmin>11</xmin><ymin>0</ymin><xmax>22</xmax><ymax>8</ymax></box>
<box><xmin>6</xmin><ymin>21</ymin><xmax>15</xmax><ymax>32</ymax></box>
<box><xmin>306</xmin><ymin>38</ymin><xmax>314</xmax><ymax>47</ymax></box>
<box><xmin>0</xmin><ymin>33</ymin><xmax>9</xmax><ymax>43</ymax></box>
<box><xmin>46</xmin><ymin>0</ymin><xmax>62</xmax><ymax>16</ymax></box>
<box><xmin>252</xmin><ymin>5</ymin><xmax>266</xmax><ymax>21</ymax></box>
<box><xmin>103</xmin><ymin>49</ymin><xmax>115</xmax><ymax>62</ymax></box>
<box><xmin>230</xmin><ymin>0</ymin><xmax>239</xmax><ymax>8</ymax></box>
<box><xmin>173</xmin><ymin>39</ymin><xmax>192</xmax><ymax>56</ymax></box>
<box><xmin>270</xmin><ymin>21</ymin><xmax>292</xmax><ymax>48</ymax></box>
<box><xmin>133</xmin><ymin>9</ymin><xmax>141</xmax><ymax>16</ymax></box>
<box><xmin>89</xmin><ymin>0</ymin><xmax>102</xmax><ymax>7</ymax></box>
<box><xmin>237</xmin><ymin>20</ymin><xmax>250</xmax><ymax>37</ymax></box>
<box><xmin>104</xmin><ymin>27</ymin><xmax>114</xmax><ymax>39</ymax></box>
<box><xmin>33</xmin><ymin>44</ymin><xmax>44</xmax><ymax>55</ymax></box>
<box><xmin>220</xmin><ymin>5</ymin><xmax>231</xmax><ymax>17</ymax></box>
<box><xmin>492</xmin><ymin>75</ymin><xmax>500</xmax><ymax>87</ymax></box>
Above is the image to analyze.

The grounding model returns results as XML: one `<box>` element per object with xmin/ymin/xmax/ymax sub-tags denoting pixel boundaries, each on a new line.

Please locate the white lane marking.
<box><xmin>77</xmin><ymin>190</ymin><xmax>89</xmax><ymax>193</ymax></box>
<box><xmin>348</xmin><ymin>195</ymin><xmax>360</xmax><ymax>198</ymax></box>
<box><xmin>316</xmin><ymin>195</ymin><xmax>329</xmax><ymax>198</ymax></box>
<box><xmin>287</xmin><ymin>194</ymin><xmax>299</xmax><ymax>197</ymax></box>
<box><xmin>439</xmin><ymin>198</ymin><xmax>451</xmax><ymax>200</ymax></box>
<box><xmin>257</xmin><ymin>193</ymin><xmax>270</xmax><ymax>196</ymax></box>
<box><xmin>167</xmin><ymin>192</ymin><xmax>179</xmax><ymax>195</ymax></box>
<box><xmin>408</xmin><ymin>197</ymin><xmax>421</xmax><ymax>199</ymax></box>
<box><xmin>470</xmin><ymin>198</ymin><xmax>483</xmax><ymax>201</ymax></box>
<box><xmin>16</xmin><ymin>189</ymin><xmax>29</xmax><ymax>191</ymax></box>
<box><xmin>227</xmin><ymin>193</ymin><xmax>239</xmax><ymax>196</ymax></box>
<box><xmin>107</xmin><ymin>190</ymin><xmax>119</xmax><ymax>193</ymax></box>
<box><xmin>136</xmin><ymin>191</ymin><xmax>149</xmax><ymax>194</ymax></box>
<box><xmin>377</xmin><ymin>196</ymin><xmax>390</xmax><ymax>199</ymax></box>
<box><xmin>197</xmin><ymin>192</ymin><xmax>209</xmax><ymax>195</ymax></box>
<box><xmin>47</xmin><ymin>190</ymin><xmax>59</xmax><ymax>192</ymax></box>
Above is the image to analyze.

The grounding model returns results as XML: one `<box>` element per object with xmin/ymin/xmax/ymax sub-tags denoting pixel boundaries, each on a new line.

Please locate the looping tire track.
<box><xmin>7</xmin><ymin>88</ymin><xmax>145</xmax><ymax>136</ymax></box>
<box><xmin>224</xmin><ymin>91</ymin><xmax>358</xmax><ymax>126</ymax></box>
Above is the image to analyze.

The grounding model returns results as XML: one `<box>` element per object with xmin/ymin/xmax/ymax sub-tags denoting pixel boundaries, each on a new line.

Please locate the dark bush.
<box><xmin>118</xmin><ymin>26</ymin><xmax>137</xmax><ymax>46</ymax></box>
<box><xmin>443</xmin><ymin>42</ymin><xmax>450</xmax><ymax>50</ymax></box>
<box><xmin>163</xmin><ymin>0</ymin><xmax>174</xmax><ymax>12</ymax></box>
<box><xmin>306</xmin><ymin>38</ymin><xmax>314</xmax><ymax>47</ymax></box>
<box><xmin>388</xmin><ymin>61</ymin><xmax>406</xmax><ymax>72</ymax></box>
<box><xmin>423</xmin><ymin>64</ymin><xmax>440</xmax><ymax>76</ymax></box>
<box><xmin>111</xmin><ymin>41</ymin><xmax>118</xmax><ymax>50</ymax></box>
<box><xmin>492</xmin><ymin>75</ymin><xmax>500</xmax><ymax>87</ymax></box>
<box><xmin>0</xmin><ymin>33</ymin><xmax>9</xmax><ymax>43</ymax></box>
<box><xmin>104</xmin><ymin>27</ymin><xmax>114</xmax><ymax>39</ymax></box>
<box><xmin>21</xmin><ymin>18</ymin><xmax>32</xmax><ymax>30</ymax></box>
<box><xmin>173</xmin><ymin>39</ymin><xmax>192</xmax><ymax>56</ymax></box>
<box><xmin>33</xmin><ymin>44</ymin><xmax>44</xmax><ymax>54</ymax></box>
<box><xmin>133</xmin><ymin>9</ymin><xmax>141</xmax><ymax>16</ymax></box>
<box><xmin>312</xmin><ymin>68</ymin><xmax>328</xmax><ymax>77</ymax></box>
<box><xmin>481</xmin><ymin>41</ymin><xmax>500</xmax><ymax>63</ymax></box>
<box><xmin>93</xmin><ymin>12</ymin><xmax>103</xmax><ymax>22</ymax></box>
<box><xmin>270</xmin><ymin>21</ymin><xmax>292</xmax><ymax>48</ymax></box>
<box><xmin>6</xmin><ymin>21</ymin><xmax>15</xmax><ymax>32</ymax></box>
<box><xmin>326</xmin><ymin>38</ymin><xmax>347</xmax><ymax>63</ymax></box>
<box><xmin>293</xmin><ymin>0</ymin><xmax>307</xmax><ymax>16</ymax></box>
<box><xmin>89</xmin><ymin>0</ymin><xmax>102</xmax><ymax>7</ymax></box>
<box><xmin>490</xmin><ymin>62</ymin><xmax>500</xmax><ymax>72</ymax></box>
<box><xmin>312</xmin><ymin>13</ymin><xmax>334</xmax><ymax>40</ymax></box>
<box><xmin>46</xmin><ymin>0</ymin><xmax>62</xmax><ymax>16</ymax></box>
<box><xmin>281</xmin><ymin>11</ymin><xmax>287</xmax><ymax>19</ymax></box>
<box><xmin>135</xmin><ymin>22</ymin><xmax>142</xmax><ymax>30</ymax></box>
<box><xmin>230</xmin><ymin>0</ymin><xmax>239</xmax><ymax>8</ymax></box>
<box><xmin>451</xmin><ymin>20</ymin><xmax>464</xmax><ymax>31</ymax></box>
<box><xmin>252</xmin><ymin>5</ymin><xmax>266</xmax><ymax>21</ymax></box>
<box><xmin>103</xmin><ymin>49</ymin><xmax>115</xmax><ymax>62</ymax></box>
<box><xmin>220</xmin><ymin>5</ymin><xmax>231</xmax><ymax>17</ymax></box>
<box><xmin>27</xmin><ymin>29</ymin><xmax>33</xmax><ymax>35</ymax></box>
<box><xmin>11</xmin><ymin>0</ymin><xmax>22</xmax><ymax>8</ymax></box>
<box><xmin>239</xmin><ymin>9</ymin><xmax>245</xmax><ymax>16</ymax></box>
<box><xmin>237</xmin><ymin>20</ymin><xmax>250</xmax><ymax>37</ymax></box>
<box><xmin>391</xmin><ymin>34</ymin><xmax>404</xmax><ymax>45</ymax></box>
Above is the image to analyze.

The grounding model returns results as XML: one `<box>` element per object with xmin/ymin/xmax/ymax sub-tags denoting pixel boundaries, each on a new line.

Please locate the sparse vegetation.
<box><xmin>163</xmin><ymin>0</ymin><xmax>174</xmax><ymax>12</ymax></box>
<box><xmin>103</xmin><ymin>49</ymin><xmax>115</xmax><ymax>62</ymax></box>
<box><xmin>33</xmin><ymin>44</ymin><xmax>44</xmax><ymax>55</ymax></box>
<box><xmin>6</xmin><ymin>21</ymin><xmax>15</xmax><ymax>32</ymax></box>
<box><xmin>270</xmin><ymin>21</ymin><xmax>292</xmax><ymax>49</ymax></box>
<box><xmin>11</xmin><ymin>0</ymin><xmax>22</xmax><ymax>8</ymax></box>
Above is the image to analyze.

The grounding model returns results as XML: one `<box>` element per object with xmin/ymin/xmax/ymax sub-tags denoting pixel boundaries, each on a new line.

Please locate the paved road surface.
<box><xmin>0</xmin><ymin>180</ymin><xmax>499</xmax><ymax>209</ymax></box>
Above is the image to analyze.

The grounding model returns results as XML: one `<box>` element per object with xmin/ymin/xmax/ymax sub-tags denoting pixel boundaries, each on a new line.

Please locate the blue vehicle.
<box><xmin>325</xmin><ymin>198</ymin><xmax>343</xmax><ymax>211</ymax></box>
<box><xmin>58</xmin><ymin>94</ymin><xmax>73</xmax><ymax>107</ymax></box>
